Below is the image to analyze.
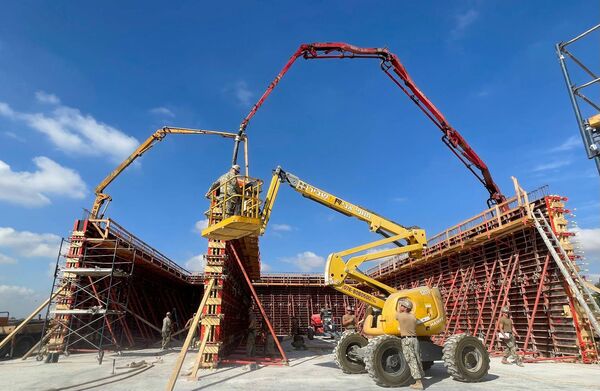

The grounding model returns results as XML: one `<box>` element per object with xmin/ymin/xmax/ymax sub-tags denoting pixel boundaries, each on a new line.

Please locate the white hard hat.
<box><xmin>232</xmin><ymin>164</ymin><xmax>241</xmax><ymax>172</ymax></box>
<box><xmin>399</xmin><ymin>299</ymin><xmax>413</xmax><ymax>310</ymax></box>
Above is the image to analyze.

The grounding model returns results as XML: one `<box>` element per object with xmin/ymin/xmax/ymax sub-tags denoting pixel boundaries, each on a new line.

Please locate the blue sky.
<box><xmin>0</xmin><ymin>1</ymin><xmax>598</xmax><ymax>317</ymax></box>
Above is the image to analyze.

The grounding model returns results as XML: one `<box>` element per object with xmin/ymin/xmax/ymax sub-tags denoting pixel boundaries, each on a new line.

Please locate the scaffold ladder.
<box><xmin>532</xmin><ymin>208</ymin><xmax>600</xmax><ymax>338</ymax></box>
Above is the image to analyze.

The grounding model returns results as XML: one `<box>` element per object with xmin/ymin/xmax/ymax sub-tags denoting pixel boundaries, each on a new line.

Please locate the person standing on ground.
<box><xmin>184</xmin><ymin>313</ymin><xmax>198</xmax><ymax>349</ymax></box>
<box><xmin>246</xmin><ymin>308</ymin><xmax>257</xmax><ymax>357</ymax></box>
<box><xmin>161</xmin><ymin>312</ymin><xmax>173</xmax><ymax>350</ymax></box>
<box><xmin>206</xmin><ymin>165</ymin><xmax>242</xmax><ymax>217</ymax></box>
<box><xmin>498</xmin><ymin>307</ymin><xmax>523</xmax><ymax>366</ymax></box>
<box><xmin>342</xmin><ymin>306</ymin><xmax>356</xmax><ymax>331</ymax></box>
<box><xmin>396</xmin><ymin>299</ymin><xmax>424</xmax><ymax>390</ymax></box>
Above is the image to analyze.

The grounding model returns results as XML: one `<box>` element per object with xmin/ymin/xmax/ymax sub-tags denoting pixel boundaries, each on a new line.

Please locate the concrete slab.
<box><xmin>0</xmin><ymin>338</ymin><xmax>598</xmax><ymax>390</ymax></box>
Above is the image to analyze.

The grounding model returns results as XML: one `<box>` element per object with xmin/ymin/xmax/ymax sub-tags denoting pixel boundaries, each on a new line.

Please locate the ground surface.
<box><xmin>0</xmin><ymin>338</ymin><xmax>598</xmax><ymax>390</ymax></box>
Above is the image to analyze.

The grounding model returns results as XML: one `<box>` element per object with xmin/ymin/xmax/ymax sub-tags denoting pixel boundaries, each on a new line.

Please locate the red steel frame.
<box><xmin>41</xmin><ymin>190</ymin><xmax>597</xmax><ymax>365</ymax></box>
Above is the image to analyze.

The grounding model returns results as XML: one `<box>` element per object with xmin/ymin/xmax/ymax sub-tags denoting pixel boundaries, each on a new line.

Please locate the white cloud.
<box><xmin>0</xmin><ymin>156</ymin><xmax>87</xmax><ymax>206</ymax></box>
<box><xmin>573</xmin><ymin>227</ymin><xmax>600</xmax><ymax>263</ymax></box>
<box><xmin>261</xmin><ymin>262</ymin><xmax>272</xmax><ymax>272</ymax></box>
<box><xmin>35</xmin><ymin>91</ymin><xmax>60</xmax><ymax>105</ymax></box>
<box><xmin>149</xmin><ymin>107</ymin><xmax>175</xmax><ymax>117</ymax></box>
<box><xmin>0</xmin><ymin>102</ymin><xmax>16</xmax><ymax>117</ymax></box>
<box><xmin>272</xmin><ymin>224</ymin><xmax>292</xmax><ymax>232</ymax></box>
<box><xmin>224</xmin><ymin>81</ymin><xmax>254</xmax><ymax>107</ymax></box>
<box><xmin>551</xmin><ymin>135</ymin><xmax>580</xmax><ymax>152</ymax></box>
<box><xmin>0</xmin><ymin>285</ymin><xmax>42</xmax><ymax>318</ymax></box>
<box><xmin>3</xmin><ymin>131</ymin><xmax>25</xmax><ymax>142</ymax></box>
<box><xmin>0</xmin><ymin>227</ymin><xmax>61</xmax><ymax>259</ymax></box>
<box><xmin>0</xmin><ymin>252</ymin><xmax>16</xmax><ymax>264</ymax></box>
<box><xmin>0</xmin><ymin>96</ymin><xmax>139</xmax><ymax>163</ymax></box>
<box><xmin>392</xmin><ymin>197</ymin><xmax>407</xmax><ymax>203</ymax></box>
<box><xmin>450</xmin><ymin>9</ymin><xmax>479</xmax><ymax>40</ymax></box>
<box><xmin>281</xmin><ymin>251</ymin><xmax>325</xmax><ymax>272</ymax></box>
<box><xmin>193</xmin><ymin>219</ymin><xmax>209</xmax><ymax>234</ymax></box>
<box><xmin>531</xmin><ymin>159</ymin><xmax>571</xmax><ymax>172</ymax></box>
<box><xmin>185</xmin><ymin>254</ymin><xmax>206</xmax><ymax>272</ymax></box>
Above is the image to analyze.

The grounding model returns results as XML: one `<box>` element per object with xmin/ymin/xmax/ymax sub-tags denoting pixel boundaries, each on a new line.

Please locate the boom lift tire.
<box><xmin>334</xmin><ymin>331</ymin><xmax>368</xmax><ymax>374</ymax></box>
<box><xmin>442</xmin><ymin>334</ymin><xmax>489</xmax><ymax>382</ymax></box>
<box><xmin>364</xmin><ymin>335</ymin><xmax>412</xmax><ymax>387</ymax></box>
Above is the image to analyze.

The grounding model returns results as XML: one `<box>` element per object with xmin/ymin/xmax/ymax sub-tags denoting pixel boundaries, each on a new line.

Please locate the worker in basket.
<box><xmin>207</xmin><ymin>164</ymin><xmax>243</xmax><ymax>217</ymax></box>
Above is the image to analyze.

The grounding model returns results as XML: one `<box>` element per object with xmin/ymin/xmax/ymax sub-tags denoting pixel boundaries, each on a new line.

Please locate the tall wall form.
<box><xmin>43</xmin><ymin>187</ymin><xmax>598</xmax><ymax>364</ymax></box>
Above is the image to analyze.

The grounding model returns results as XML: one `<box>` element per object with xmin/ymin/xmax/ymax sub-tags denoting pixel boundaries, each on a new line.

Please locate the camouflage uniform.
<box><xmin>161</xmin><ymin>314</ymin><xmax>172</xmax><ymax>350</ymax></box>
<box><xmin>502</xmin><ymin>335</ymin><xmax>519</xmax><ymax>361</ymax></box>
<box><xmin>246</xmin><ymin>311</ymin><xmax>257</xmax><ymax>357</ymax></box>
<box><xmin>499</xmin><ymin>315</ymin><xmax>521</xmax><ymax>364</ymax></box>
<box><xmin>208</xmin><ymin>170</ymin><xmax>242</xmax><ymax>217</ymax></box>
<box><xmin>401</xmin><ymin>337</ymin><xmax>424</xmax><ymax>381</ymax></box>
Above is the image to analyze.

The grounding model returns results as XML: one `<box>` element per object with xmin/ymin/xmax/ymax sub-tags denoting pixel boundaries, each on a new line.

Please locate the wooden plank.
<box><xmin>165</xmin><ymin>278</ymin><xmax>215</xmax><ymax>391</ymax></box>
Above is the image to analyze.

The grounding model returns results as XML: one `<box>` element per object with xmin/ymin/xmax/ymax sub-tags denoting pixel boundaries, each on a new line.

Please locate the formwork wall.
<box><xmin>46</xmin><ymin>187</ymin><xmax>597</xmax><ymax>364</ymax></box>
<box><xmin>45</xmin><ymin>219</ymin><xmax>202</xmax><ymax>355</ymax></box>
<box><xmin>254</xmin><ymin>276</ymin><xmax>358</xmax><ymax>335</ymax></box>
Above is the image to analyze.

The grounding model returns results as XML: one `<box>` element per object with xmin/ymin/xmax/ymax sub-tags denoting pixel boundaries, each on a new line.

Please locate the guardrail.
<box><xmin>366</xmin><ymin>185</ymin><xmax>549</xmax><ymax>278</ymax></box>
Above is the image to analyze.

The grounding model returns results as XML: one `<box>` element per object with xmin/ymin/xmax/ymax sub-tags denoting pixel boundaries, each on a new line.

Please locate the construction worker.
<box><xmin>161</xmin><ymin>312</ymin><xmax>173</xmax><ymax>350</ymax></box>
<box><xmin>184</xmin><ymin>313</ymin><xmax>198</xmax><ymax>349</ymax></box>
<box><xmin>262</xmin><ymin>322</ymin><xmax>276</xmax><ymax>358</ymax></box>
<box><xmin>498</xmin><ymin>307</ymin><xmax>523</xmax><ymax>366</ymax></box>
<box><xmin>396</xmin><ymin>299</ymin><xmax>424</xmax><ymax>390</ymax></box>
<box><xmin>290</xmin><ymin>316</ymin><xmax>307</xmax><ymax>350</ymax></box>
<box><xmin>207</xmin><ymin>164</ymin><xmax>242</xmax><ymax>217</ymax></box>
<box><xmin>342</xmin><ymin>306</ymin><xmax>356</xmax><ymax>331</ymax></box>
<box><xmin>246</xmin><ymin>308</ymin><xmax>257</xmax><ymax>357</ymax></box>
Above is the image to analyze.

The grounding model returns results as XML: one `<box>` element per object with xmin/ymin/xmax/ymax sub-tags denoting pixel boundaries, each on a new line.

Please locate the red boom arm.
<box><xmin>235</xmin><ymin>42</ymin><xmax>505</xmax><ymax>206</ymax></box>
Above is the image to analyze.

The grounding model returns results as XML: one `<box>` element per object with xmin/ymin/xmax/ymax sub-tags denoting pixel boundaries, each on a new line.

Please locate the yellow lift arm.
<box><xmin>90</xmin><ymin>126</ymin><xmax>244</xmax><ymax>219</ymax></box>
<box><xmin>261</xmin><ymin>166</ymin><xmax>427</xmax><ymax>309</ymax></box>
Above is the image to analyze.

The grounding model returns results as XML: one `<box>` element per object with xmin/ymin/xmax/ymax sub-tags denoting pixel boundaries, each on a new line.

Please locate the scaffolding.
<box><xmin>557</xmin><ymin>23</ymin><xmax>600</xmax><ymax>174</ymax></box>
<box><xmin>42</xmin><ymin>220</ymin><xmax>134</xmax><ymax>361</ymax></box>
<box><xmin>39</xmin><ymin>218</ymin><xmax>200</xmax><ymax>362</ymax></box>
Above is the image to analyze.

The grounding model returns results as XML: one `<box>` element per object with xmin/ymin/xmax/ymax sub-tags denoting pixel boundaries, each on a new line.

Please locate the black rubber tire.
<box><xmin>333</xmin><ymin>331</ymin><xmax>368</xmax><ymax>374</ymax></box>
<box><xmin>307</xmin><ymin>328</ymin><xmax>315</xmax><ymax>340</ymax></box>
<box><xmin>364</xmin><ymin>335</ymin><xmax>412</xmax><ymax>387</ymax></box>
<box><xmin>422</xmin><ymin>361</ymin><xmax>434</xmax><ymax>371</ymax></box>
<box><xmin>442</xmin><ymin>334</ymin><xmax>490</xmax><ymax>382</ymax></box>
<box><xmin>13</xmin><ymin>336</ymin><xmax>35</xmax><ymax>357</ymax></box>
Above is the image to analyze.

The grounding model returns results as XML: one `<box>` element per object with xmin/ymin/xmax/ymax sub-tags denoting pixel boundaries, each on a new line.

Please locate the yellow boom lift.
<box><xmin>202</xmin><ymin>166</ymin><xmax>490</xmax><ymax>386</ymax></box>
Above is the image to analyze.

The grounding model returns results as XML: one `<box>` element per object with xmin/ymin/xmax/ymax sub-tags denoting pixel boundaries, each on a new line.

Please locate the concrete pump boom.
<box><xmin>231</xmin><ymin>42</ymin><xmax>506</xmax><ymax>207</ymax></box>
<box><xmin>90</xmin><ymin>126</ymin><xmax>243</xmax><ymax>219</ymax></box>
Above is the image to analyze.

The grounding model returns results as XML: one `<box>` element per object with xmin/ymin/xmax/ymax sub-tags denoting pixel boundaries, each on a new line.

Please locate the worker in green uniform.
<box><xmin>341</xmin><ymin>306</ymin><xmax>356</xmax><ymax>331</ymax></box>
<box><xmin>246</xmin><ymin>308</ymin><xmax>257</xmax><ymax>357</ymax></box>
<box><xmin>161</xmin><ymin>312</ymin><xmax>173</xmax><ymax>350</ymax></box>
<box><xmin>396</xmin><ymin>299</ymin><xmax>424</xmax><ymax>390</ymax></box>
<box><xmin>207</xmin><ymin>164</ymin><xmax>242</xmax><ymax>217</ymax></box>
<box><xmin>498</xmin><ymin>307</ymin><xmax>523</xmax><ymax>366</ymax></box>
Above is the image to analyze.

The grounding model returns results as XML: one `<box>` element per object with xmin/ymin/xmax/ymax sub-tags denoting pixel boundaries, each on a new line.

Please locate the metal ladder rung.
<box><xmin>532</xmin><ymin>209</ymin><xmax>600</xmax><ymax>337</ymax></box>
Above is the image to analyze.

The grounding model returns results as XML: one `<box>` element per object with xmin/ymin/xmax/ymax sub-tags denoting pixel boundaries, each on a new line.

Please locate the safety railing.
<box><xmin>88</xmin><ymin>217</ymin><xmax>192</xmax><ymax>279</ymax></box>
<box><xmin>205</xmin><ymin>175</ymin><xmax>263</xmax><ymax>221</ymax></box>
<box><xmin>367</xmin><ymin>185</ymin><xmax>549</xmax><ymax>278</ymax></box>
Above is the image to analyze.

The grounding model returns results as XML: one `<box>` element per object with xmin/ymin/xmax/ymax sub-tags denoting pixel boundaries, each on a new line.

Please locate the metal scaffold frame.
<box><xmin>42</xmin><ymin>229</ymin><xmax>134</xmax><ymax>361</ymax></box>
<box><xmin>557</xmin><ymin>23</ymin><xmax>600</xmax><ymax>174</ymax></box>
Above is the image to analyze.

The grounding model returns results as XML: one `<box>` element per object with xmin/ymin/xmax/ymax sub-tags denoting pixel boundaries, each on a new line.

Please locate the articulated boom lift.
<box><xmin>202</xmin><ymin>167</ymin><xmax>490</xmax><ymax>386</ymax></box>
<box><xmin>231</xmin><ymin>42</ymin><xmax>506</xmax><ymax>207</ymax></box>
<box><xmin>262</xmin><ymin>167</ymin><xmax>427</xmax><ymax>310</ymax></box>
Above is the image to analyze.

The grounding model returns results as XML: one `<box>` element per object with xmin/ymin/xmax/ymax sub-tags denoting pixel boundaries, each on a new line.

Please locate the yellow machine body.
<box><xmin>362</xmin><ymin>286</ymin><xmax>446</xmax><ymax>337</ymax></box>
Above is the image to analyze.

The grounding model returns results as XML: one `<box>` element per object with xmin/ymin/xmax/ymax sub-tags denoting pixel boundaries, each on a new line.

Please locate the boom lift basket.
<box><xmin>202</xmin><ymin>175</ymin><xmax>263</xmax><ymax>240</ymax></box>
